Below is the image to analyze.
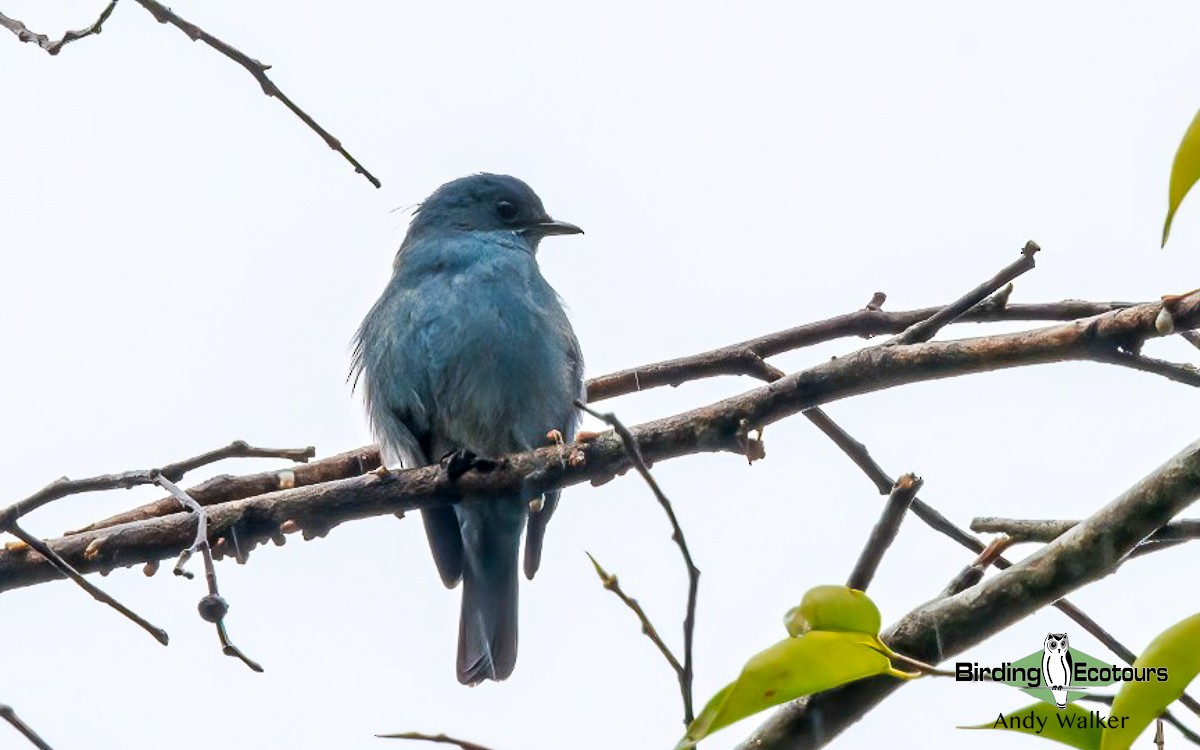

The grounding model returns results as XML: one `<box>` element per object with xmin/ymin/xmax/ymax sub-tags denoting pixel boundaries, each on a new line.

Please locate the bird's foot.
<box><xmin>442</xmin><ymin>449</ymin><xmax>501</xmax><ymax>481</ymax></box>
<box><xmin>372</xmin><ymin>465</ymin><xmax>397</xmax><ymax>482</ymax></box>
<box><xmin>546</xmin><ymin>429</ymin><xmax>565</xmax><ymax>446</ymax></box>
<box><xmin>574</xmin><ymin>429</ymin><xmax>604</xmax><ymax>443</ymax></box>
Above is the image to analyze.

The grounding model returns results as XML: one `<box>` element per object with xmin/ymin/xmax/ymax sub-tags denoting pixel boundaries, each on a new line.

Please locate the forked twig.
<box><xmin>155</xmin><ymin>476</ymin><xmax>262</xmax><ymax>672</ymax></box>
<box><xmin>576</xmin><ymin>400</ymin><xmax>699</xmax><ymax>725</ymax></box>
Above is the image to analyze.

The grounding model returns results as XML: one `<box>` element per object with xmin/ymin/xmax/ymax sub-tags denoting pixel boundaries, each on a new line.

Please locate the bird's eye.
<box><xmin>495</xmin><ymin>200</ymin><xmax>518</xmax><ymax>221</ymax></box>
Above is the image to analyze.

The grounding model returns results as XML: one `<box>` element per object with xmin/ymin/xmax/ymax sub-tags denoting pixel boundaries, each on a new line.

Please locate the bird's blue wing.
<box><xmin>523</xmin><ymin>326</ymin><xmax>584</xmax><ymax>579</ymax></box>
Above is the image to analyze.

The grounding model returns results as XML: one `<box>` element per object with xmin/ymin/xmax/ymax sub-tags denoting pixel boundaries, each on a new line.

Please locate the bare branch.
<box><xmin>0</xmin><ymin>703</ymin><xmax>55</xmax><ymax>750</ymax></box>
<box><xmin>129</xmin><ymin>0</ymin><xmax>381</xmax><ymax>188</ymax></box>
<box><xmin>576</xmin><ymin>401</ymin><xmax>699</xmax><ymax>726</ymax></box>
<box><xmin>845</xmin><ymin>474</ymin><xmax>923</xmax><ymax>591</ymax></box>
<box><xmin>586</xmin><ymin>297</ymin><xmax>1137</xmax><ymax>402</ymax></box>
<box><xmin>0</xmin><ymin>1</ymin><xmax>118</xmax><ymax>55</ymax></box>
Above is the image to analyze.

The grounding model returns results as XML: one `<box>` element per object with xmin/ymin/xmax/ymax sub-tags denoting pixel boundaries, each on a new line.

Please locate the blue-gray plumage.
<box><xmin>352</xmin><ymin>174</ymin><xmax>584</xmax><ymax>685</ymax></box>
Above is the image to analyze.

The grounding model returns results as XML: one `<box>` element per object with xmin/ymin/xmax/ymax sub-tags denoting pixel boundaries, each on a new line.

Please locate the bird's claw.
<box><xmin>443</xmin><ymin>449</ymin><xmax>501</xmax><ymax>481</ymax></box>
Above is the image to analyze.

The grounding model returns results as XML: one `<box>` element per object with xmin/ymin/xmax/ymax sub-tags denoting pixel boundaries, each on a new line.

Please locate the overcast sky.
<box><xmin>2</xmin><ymin>2</ymin><xmax>1200</xmax><ymax>749</ymax></box>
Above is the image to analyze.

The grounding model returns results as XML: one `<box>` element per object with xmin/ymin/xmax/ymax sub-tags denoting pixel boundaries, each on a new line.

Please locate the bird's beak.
<box><xmin>530</xmin><ymin>218</ymin><xmax>584</xmax><ymax>236</ymax></box>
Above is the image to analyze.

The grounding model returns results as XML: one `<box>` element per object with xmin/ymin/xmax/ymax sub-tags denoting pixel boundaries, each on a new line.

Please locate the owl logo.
<box><xmin>1042</xmin><ymin>633</ymin><xmax>1073</xmax><ymax>708</ymax></box>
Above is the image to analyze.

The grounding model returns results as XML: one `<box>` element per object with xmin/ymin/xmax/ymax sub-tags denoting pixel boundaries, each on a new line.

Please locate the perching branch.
<box><xmin>0</xmin><ymin>703</ymin><xmax>55</xmax><ymax>750</ymax></box>
<box><xmin>55</xmin><ymin>292</ymin><xmax>1180</xmax><ymax>537</ymax></box>
<box><xmin>738</xmin><ymin>434</ymin><xmax>1200</xmax><ymax>750</ymax></box>
<box><xmin>576</xmin><ymin>402</ymin><xmax>699</xmax><ymax>726</ymax></box>
<box><xmin>0</xmin><ymin>1</ymin><xmax>118</xmax><ymax>55</ymax></box>
<box><xmin>3</xmin><ymin>291</ymin><xmax>1200</xmax><ymax>594</ymax></box>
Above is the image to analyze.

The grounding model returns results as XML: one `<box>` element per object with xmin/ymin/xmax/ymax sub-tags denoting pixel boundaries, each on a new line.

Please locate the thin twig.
<box><xmin>0</xmin><ymin>1</ymin><xmax>118</xmax><ymax>55</ymax></box>
<box><xmin>0</xmin><ymin>703</ymin><xmax>55</xmax><ymax>750</ymax></box>
<box><xmin>7</xmin><ymin>522</ymin><xmax>168</xmax><ymax>644</ymax></box>
<box><xmin>972</xmin><ymin>517</ymin><xmax>1200</xmax><ymax>544</ymax></box>
<box><xmin>1</xmin><ymin>441</ymin><xmax>313</xmax><ymax>525</ymax></box>
<box><xmin>1093</xmin><ymin>347</ymin><xmax>1200</xmax><ymax>387</ymax></box>
<box><xmin>585</xmin><ymin>552</ymin><xmax>683</xmax><ymax>674</ymax></box>
<box><xmin>1181</xmin><ymin>330</ymin><xmax>1200</xmax><ymax>353</ymax></box>
<box><xmin>129</xmin><ymin>0</ymin><xmax>381</xmax><ymax>188</ymax></box>
<box><xmin>155</xmin><ymin>475</ymin><xmax>263</xmax><ymax>672</ymax></box>
<box><xmin>884</xmin><ymin>240</ymin><xmax>1040</xmax><ymax>346</ymax></box>
<box><xmin>376</xmin><ymin>732</ymin><xmax>498</xmax><ymax>750</ymax></box>
<box><xmin>575</xmin><ymin>400</ymin><xmax>699</xmax><ymax>726</ymax></box>
<box><xmin>845</xmin><ymin>474</ymin><xmax>923</xmax><ymax>591</ymax></box>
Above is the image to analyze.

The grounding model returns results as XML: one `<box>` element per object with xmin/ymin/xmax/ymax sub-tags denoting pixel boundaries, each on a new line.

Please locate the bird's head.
<box><xmin>407</xmin><ymin>173</ymin><xmax>582</xmax><ymax>247</ymax></box>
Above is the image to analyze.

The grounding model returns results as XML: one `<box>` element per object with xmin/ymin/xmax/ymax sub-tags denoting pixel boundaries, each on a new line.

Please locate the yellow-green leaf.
<box><xmin>1162</xmin><ymin>108</ymin><xmax>1200</xmax><ymax>246</ymax></box>
<box><xmin>783</xmin><ymin>585</ymin><xmax>881</xmax><ymax>637</ymax></box>
<box><xmin>675</xmin><ymin>631</ymin><xmax>899</xmax><ymax>750</ymax></box>
<box><xmin>959</xmin><ymin>702</ymin><xmax>1102</xmax><ymax>750</ymax></box>
<box><xmin>1101</xmin><ymin>612</ymin><xmax>1200</xmax><ymax>750</ymax></box>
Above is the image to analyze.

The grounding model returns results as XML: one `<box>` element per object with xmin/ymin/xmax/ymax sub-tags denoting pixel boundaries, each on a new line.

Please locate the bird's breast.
<box><xmin>412</xmin><ymin>256</ymin><xmax>577</xmax><ymax>456</ymax></box>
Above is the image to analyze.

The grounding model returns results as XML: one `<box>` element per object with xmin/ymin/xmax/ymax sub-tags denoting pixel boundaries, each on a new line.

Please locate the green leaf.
<box><xmin>783</xmin><ymin>585</ymin><xmax>882</xmax><ymax>637</ymax></box>
<box><xmin>1101</xmin><ymin>612</ymin><xmax>1200</xmax><ymax>750</ymax></box>
<box><xmin>674</xmin><ymin>631</ymin><xmax>902</xmax><ymax>750</ymax></box>
<box><xmin>959</xmin><ymin>702</ymin><xmax>1102</xmax><ymax>750</ymax></box>
<box><xmin>1162</xmin><ymin>108</ymin><xmax>1200</xmax><ymax>245</ymax></box>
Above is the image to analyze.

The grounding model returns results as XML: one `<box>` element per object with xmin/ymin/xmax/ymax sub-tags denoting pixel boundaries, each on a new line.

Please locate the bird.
<box><xmin>1042</xmin><ymin>632</ymin><xmax>1073</xmax><ymax>709</ymax></box>
<box><xmin>351</xmin><ymin>174</ymin><xmax>584</xmax><ymax>685</ymax></box>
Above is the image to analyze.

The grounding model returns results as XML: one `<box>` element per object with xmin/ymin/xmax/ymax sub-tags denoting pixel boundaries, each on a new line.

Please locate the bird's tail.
<box><xmin>457</xmin><ymin>514</ymin><xmax>521</xmax><ymax>685</ymax></box>
<box><xmin>1051</xmin><ymin>686</ymin><xmax>1068</xmax><ymax>709</ymax></box>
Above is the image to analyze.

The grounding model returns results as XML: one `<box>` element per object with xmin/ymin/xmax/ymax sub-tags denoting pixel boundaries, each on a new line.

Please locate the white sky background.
<box><xmin>2</xmin><ymin>2</ymin><xmax>1199</xmax><ymax>748</ymax></box>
